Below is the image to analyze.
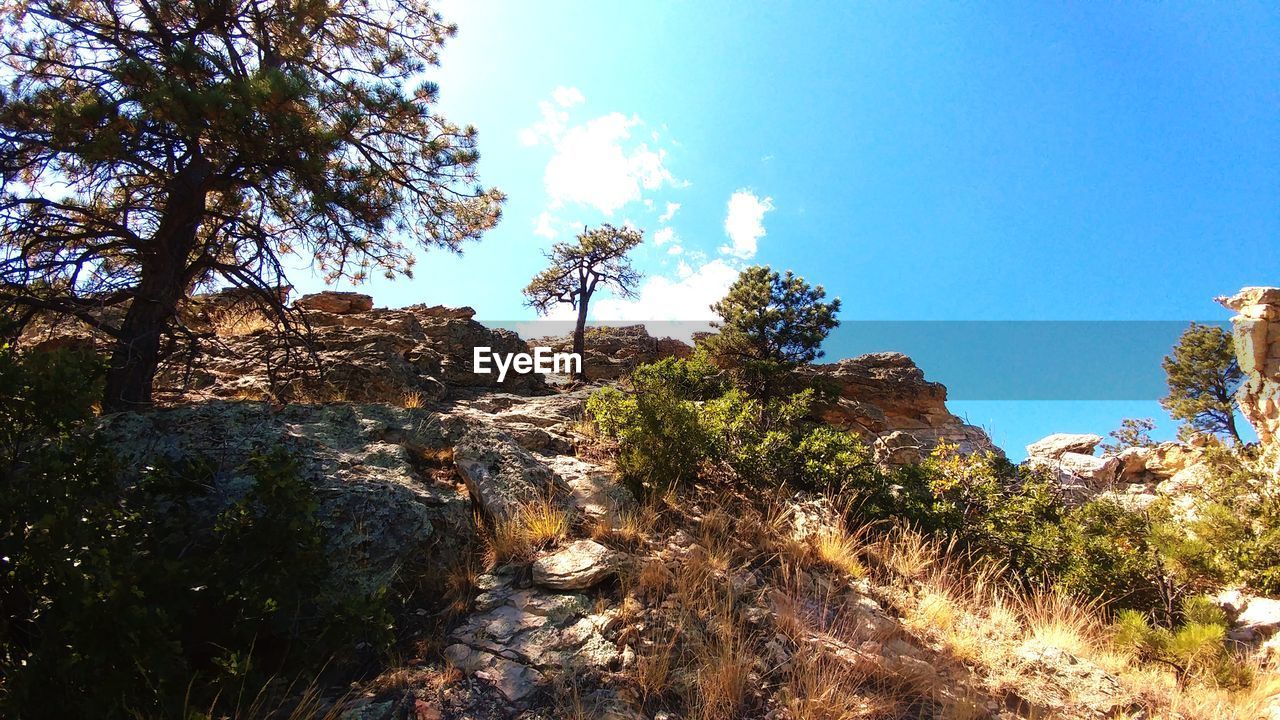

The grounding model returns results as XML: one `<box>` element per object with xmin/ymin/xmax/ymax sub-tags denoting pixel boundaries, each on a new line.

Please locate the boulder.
<box><xmin>1216</xmin><ymin>590</ymin><xmax>1280</xmax><ymax>643</ymax></box>
<box><xmin>531</xmin><ymin>539</ymin><xmax>620</xmax><ymax>590</ymax></box>
<box><xmin>1026</xmin><ymin>450</ymin><xmax>1120</xmax><ymax>503</ymax></box>
<box><xmin>1145</xmin><ymin>441</ymin><xmax>1202</xmax><ymax>478</ymax></box>
<box><xmin>1026</xmin><ymin>433</ymin><xmax>1102</xmax><ymax>460</ymax></box>
<box><xmin>1057</xmin><ymin>452</ymin><xmax>1121</xmax><ymax>485</ymax></box>
<box><xmin>452</xmin><ymin>426</ymin><xmax>568</xmax><ymax>520</ymax></box>
<box><xmin>1115</xmin><ymin>446</ymin><xmax>1154</xmax><ymax>478</ymax></box>
<box><xmin>873</xmin><ymin>430</ymin><xmax>925</xmax><ymax>467</ymax></box>
<box><xmin>295</xmin><ymin>291</ymin><xmax>374</xmax><ymax>314</ymax></box>
<box><xmin>1155</xmin><ymin>463</ymin><xmax>1213</xmax><ymax>497</ymax></box>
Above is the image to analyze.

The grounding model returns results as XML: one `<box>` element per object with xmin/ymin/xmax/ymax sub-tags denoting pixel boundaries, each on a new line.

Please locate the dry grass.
<box><xmin>633</xmin><ymin>625</ymin><xmax>680</xmax><ymax>705</ymax></box>
<box><xmin>401</xmin><ymin>390</ymin><xmax>426</xmax><ymax>409</ymax></box>
<box><xmin>482</xmin><ymin>496</ymin><xmax>570</xmax><ymax>566</ymax></box>
<box><xmin>812</xmin><ymin>524</ymin><xmax>868</xmax><ymax>579</ymax></box>
<box><xmin>210</xmin><ymin>308</ymin><xmax>273</xmax><ymax>337</ymax></box>
<box><xmin>184</xmin><ymin>672</ymin><xmax>351</xmax><ymax>720</ymax></box>
<box><xmin>874</xmin><ymin>525</ymin><xmax>940</xmax><ymax>581</ymax></box>
<box><xmin>693</xmin><ymin>627</ymin><xmax>756</xmax><ymax>720</ymax></box>
<box><xmin>1018</xmin><ymin>588</ymin><xmax>1103</xmax><ymax>659</ymax></box>
<box><xmin>634</xmin><ymin>558</ymin><xmax>675</xmax><ymax>599</ymax></box>
<box><xmin>591</xmin><ymin>506</ymin><xmax>655</xmax><ymax>547</ymax></box>
<box><xmin>782</xmin><ymin>651</ymin><xmax>897</xmax><ymax>720</ymax></box>
<box><xmin>904</xmin><ymin>588</ymin><xmax>959</xmax><ymax>636</ymax></box>
<box><xmin>521</xmin><ymin>496</ymin><xmax>570</xmax><ymax>547</ymax></box>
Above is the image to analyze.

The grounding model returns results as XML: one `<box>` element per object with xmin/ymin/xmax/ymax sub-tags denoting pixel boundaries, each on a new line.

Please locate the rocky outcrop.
<box><xmin>1026</xmin><ymin>433</ymin><xmax>1102</xmax><ymax>459</ymax></box>
<box><xmin>444</xmin><ymin>575</ymin><xmax>626</xmax><ymax>708</ymax></box>
<box><xmin>163</xmin><ymin>300</ymin><xmax>546</xmax><ymax>402</ymax></box>
<box><xmin>1219</xmin><ymin>287</ymin><xmax>1280</xmax><ymax>446</ymax></box>
<box><xmin>452</xmin><ymin>425</ymin><xmax>568</xmax><ymax>521</ymax></box>
<box><xmin>801</xmin><ymin>352</ymin><xmax>1000</xmax><ymax>465</ymax></box>
<box><xmin>1024</xmin><ymin>436</ymin><xmax>1121</xmax><ymax>501</ymax></box>
<box><xmin>295</xmin><ymin>290</ymin><xmax>374</xmax><ymax>314</ymax></box>
<box><xmin>531</xmin><ymin>324</ymin><xmax>692</xmax><ymax>380</ymax></box>
<box><xmin>99</xmin><ymin>401</ymin><xmax>471</xmax><ymax>595</ymax></box>
<box><xmin>1217</xmin><ymin>589</ymin><xmax>1280</xmax><ymax>650</ymax></box>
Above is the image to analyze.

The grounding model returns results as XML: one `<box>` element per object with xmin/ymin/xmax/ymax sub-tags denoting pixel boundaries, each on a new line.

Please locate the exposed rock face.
<box><xmin>1219</xmin><ymin>286</ymin><xmax>1280</xmax><ymax>446</ymax></box>
<box><xmin>801</xmin><ymin>352</ymin><xmax>1000</xmax><ymax>464</ymax></box>
<box><xmin>444</xmin><ymin>577</ymin><xmax>623</xmax><ymax>707</ymax></box>
<box><xmin>295</xmin><ymin>290</ymin><xmax>374</xmax><ymax>314</ymax></box>
<box><xmin>1026</xmin><ymin>433</ymin><xmax>1102</xmax><ymax>460</ymax></box>
<box><xmin>531</xmin><ymin>324</ymin><xmax>692</xmax><ymax>380</ymax></box>
<box><xmin>162</xmin><ymin>300</ymin><xmax>546</xmax><ymax>402</ymax></box>
<box><xmin>1217</xmin><ymin>589</ymin><xmax>1280</xmax><ymax>645</ymax></box>
<box><xmin>452</xmin><ymin>425</ymin><xmax>568</xmax><ymax>521</ymax></box>
<box><xmin>99</xmin><ymin>402</ymin><xmax>471</xmax><ymax>595</ymax></box>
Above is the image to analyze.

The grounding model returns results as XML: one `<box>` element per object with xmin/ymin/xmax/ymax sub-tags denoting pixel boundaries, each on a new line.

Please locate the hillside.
<box><xmin>7</xmin><ymin>287</ymin><xmax>1278</xmax><ymax>720</ymax></box>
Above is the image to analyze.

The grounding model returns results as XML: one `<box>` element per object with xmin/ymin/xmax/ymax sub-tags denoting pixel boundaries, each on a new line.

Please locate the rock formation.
<box><xmin>168</xmin><ymin>299</ymin><xmax>547</xmax><ymax>402</ymax></box>
<box><xmin>1023</xmin><ymin>433</ymin><xmax>1120</xmax><ymax>501</ymax></box>
<box><xmin>531</xmin><ymin>324</ymin><xmax>692</xmax><ymax>380</ymax></box>
<box><xmin>1219</xmin><ymin>286</ymin><xmax>1280</xmax><ymax>446</ymax></box>
<box><xmin>801</xmin><ymin>352</ymin><xmax>1000</xmax><ymax>465</ymax></box>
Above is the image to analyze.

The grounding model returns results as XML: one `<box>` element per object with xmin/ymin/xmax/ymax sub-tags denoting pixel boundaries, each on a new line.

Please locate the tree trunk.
<box><xmin>102</xmin><ymin>158</ymin><xmax>211</xmax><ymax>412</ymax></box>
<box><xmin>1225</xmin><ymin>410</ymin><xmax>1243</xmax><ymax>446</ymax></box>
<box><xmin>571</xmin><ymin>292</ymin><xmax>590</xmax><ymax>382</ymax></box>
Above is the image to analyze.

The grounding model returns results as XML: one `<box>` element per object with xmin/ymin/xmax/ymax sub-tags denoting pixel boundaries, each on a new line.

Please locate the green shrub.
<box><xmin>1055</xmin><ymin>500</ymin><xmax>1167</xmax><ymax>614</ymax></box>
<box><xmin>1145</xmin><ymin>445</ymin><xmax>1280</xmax><ymax>596</ymax></box>
<box><xmin>587</xmin><ymin>362</ymin><xmax>711</xmax><ymax>497</ymax></box>
<box><xmin>1110</xmin><ymin>595</ymin><xmax>1245</xmax><ymax>687</ymax></box>
<box><xmin>795</xmin><ymin>425</ymin><xmax>874</xmax><ymax>489</ymax></box>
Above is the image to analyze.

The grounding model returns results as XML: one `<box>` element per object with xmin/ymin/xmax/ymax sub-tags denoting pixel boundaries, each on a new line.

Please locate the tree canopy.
<box><xmin>704</xmin><ymin>265</ymin><xmax>841</xmax><ymax>397</ymax></box>
<box><xmin>1161</xmin><ymin>323</ymin><xmax>1243</xmax><ymax>444</ymax></box>
<box><xmin>0</xmin><ymin>0</ymin><xmax>503</xmax><ymax>409</ymax></box>
<box><xmin>523</xmin><ymin>224</ymin><xmax>643</xmax><ymax>379</ymax></box>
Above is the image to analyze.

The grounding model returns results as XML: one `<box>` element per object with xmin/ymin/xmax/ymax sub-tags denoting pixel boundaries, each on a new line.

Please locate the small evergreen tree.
<box><xmin>1101</xmin><ymin>417</ymin><xmax>1157</xmax><ymax>454</ymax></box>
<box><xmin>704</xmin><ymin>265</ymin><xmax>840</xmax><ymax>397</ymax></box>
<box><xmin>1160</xmin><ymin>323</ymin><xmax>1243</xmax><ymax>444</ymax></box>
<box><xmin>523</xmin><ymin>224</ymin><xmax>643</xmax><ymax>380</ymax></box>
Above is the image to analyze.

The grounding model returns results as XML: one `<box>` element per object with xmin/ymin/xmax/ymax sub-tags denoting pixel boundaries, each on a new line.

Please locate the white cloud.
<box><xmin>653</xmin><ymin>227</ymin><xmax>676</xmax><ymax>246</ymax></box>
<box><xmin>539</xmin><ymin>113</ymin><xmax>674</xmax><ymax>214</ymax></box>
<box><xmin>720</xmin><ymin>189</ymin><xmax>774</xmax><ymax>260</ymax></box>
<box><xmin>667</xmin><ymin>244</ymin><xmax>684</xmax><ymax>255</ymax></box>
<box><xmin>593</xmin><ymin>259</ymin><xmax>738</xmax><ymax>327</ymax></box>
<box><xmin>521</xmin><ymin>90</ymin><xmax>678</xmax><ymax>216</ymax></box>
<box><xmin>552</xmin><ymin>86</ymin><xmax>585</xmax><ymax>108</ymax></box>
<box><xmin>658</xmin><ymin>202</ymin><xmax>681</xmax><ymax>223</ymax></box>
<box><xmin>519</xmin><ymin>100</ymin><xmax>569</xmax><ymax>147</ymax></box>
<box><xmin>533</xmin><ymin>211</ymin><xmax>557</xmax><ymax>239</ymax></box>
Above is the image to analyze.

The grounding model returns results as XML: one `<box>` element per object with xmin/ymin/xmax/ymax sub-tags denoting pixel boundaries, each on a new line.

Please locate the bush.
<box><xmin>1142</xmin><ymin>445</ymin><xmax>1280</xmax><ymax>596</ymax></box>
<box><xmin>1055</xmin><ymin>500</ymin><xmax>1168</xmax><ymax>615</ymax></box>
<box><xmin>1112</xmin><ymin>595</ymin><xmax>1247</xmax><ymax>688</ymax></box>
<box><xmin>587</xmin><ymin>360</ymin><xmax>712</xmax><ymax>497</ymax></box>
<box><xmin>0</xmin><ymin>346</ymin><xmax>391</xmax><ymax>719</ymax></box>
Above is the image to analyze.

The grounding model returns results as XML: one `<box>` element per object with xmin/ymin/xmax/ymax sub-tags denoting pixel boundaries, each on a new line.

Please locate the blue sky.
<box><xmin>292</xmin><ymin>1</ymin><xmax>1279</xmax><ymax>457</ymax></box>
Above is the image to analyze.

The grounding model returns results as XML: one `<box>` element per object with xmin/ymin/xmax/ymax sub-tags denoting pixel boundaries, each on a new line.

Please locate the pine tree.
<box><xmin>0</xmin><ymin>0</ymin><xmax>503</xmax><ymax>410</ymax></box>
<box><xmin>704</xmin><ymin>266</ymin><xmax>841</xmax><ymax>397</ymax></box>
<box><xmin>1161</xmin><ymin>323</ymin><xmax>1243</xmax><ymax>444</ymax></box>
<box><xmin>523</xmin><ymin>224</ymin><xmax>643</xmax><ymax>380</ymax></box>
